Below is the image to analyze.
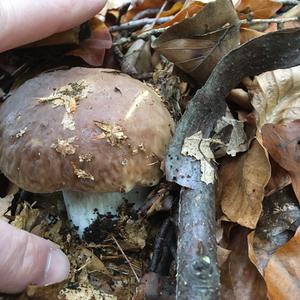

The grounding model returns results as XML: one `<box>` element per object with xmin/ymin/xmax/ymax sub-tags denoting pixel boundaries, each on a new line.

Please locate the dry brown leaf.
<box><xmin>264</xmin><ymin>226</ymin><xmax>300</xmax><ymax>300</ymax></box>
<box><xmin>248</xmin><ymin>66</ymin><xmax>300</xmax><ymax>130</ymax></box>
<box><xmin>248</xmin><ymin>186</ymin><xmax>300</xmax><ymax>274</ymax></box>
<box><xmin>0</xmin><ymin>195</ymin><xmax>13</xmax><ymax>218</ymax></box>
<box><xmin>159</xmin><ymin>2</ymin><xmax>183</xmax><ymax>17</ymax></box>
<box><xmin>265</xmin><ymin>157</ymin><xmax>291</xmax><ymax>197</ymax></box>
<box><xmin>121</xmin><ymin>39</ymin><xmax>153</xmax><ymax>75</ymax></box>
<box><xmin>262</xmin><ymin>121</ymin><xmax>300</xmax><ymax>202</ymax></box>
<box><xmin>240</xmin><ymin>27</ymin><xmax>265</xmax><ymax>44</ymax></box>
<box><xmin>122</xmin><ymin>0</ymin><xmax>165</xmax><ymax>22</ymax></box>
<box><xmin>220</xmin><ymin>227</ymin><xmax>267</xmax><ymax>300</ymax></box>
<box><xmin>67</xmin><ymin>18</ymin><xmax>112</xmax><ymax>66</ymax></box>
<box><xmin>218</xmin><ymin>140</ymin><xmax>271</xmax><ymax>228</ymax></box>
<box><xmin>236</xmin><ymin>0</ymin><xmax>282</xmax><ymax>19</ymax></box>
<box><xmin>155</xmin><ymin>1</ymin><xmax>205</xmax><ymax>29</ymax></box>
<box><xmin>152</xmin><ymin>0</ymin><xmax>240</xmax><ymax>85</ymax></box>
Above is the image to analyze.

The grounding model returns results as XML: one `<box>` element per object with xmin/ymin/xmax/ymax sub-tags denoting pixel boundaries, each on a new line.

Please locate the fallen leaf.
<box><xmin>248</xmin><ymin>185</ymin><xmax>300</xmax><ymax>274</ymax></box>
<box><xmin>218</xmin><ymin>140</ymin><xmax>271</xmax><ymax>228</ymax></box>
<box><xmin>264</xmin><ymin>226</ymin><xmax>300</xmax><ymax>300</ymax></box>
<box><xmin>122</xmin><ymin>0</ymin><xmax>165</xmax><ymax>22</ymax></box>
<box><xmin>152</xmin><ymin>0</ymin><xmax>240</xmax><ymax>85</ymax></box>
<box><xmin>121</xmin><ymin>39</ymin><xmax>153</xmax><ymax>75</ymax></box>
<box><xmin>265</xmin><ymin>157</ymin><xmax>291</xmax><ymax>196</ymax></box>
<box><xmin>248</xmin><ymin>66</ymin><xmax>300</xmax><ymax>130</ymax></box>
<box><xmin>236</xmin><ymin>0</ymin><xmax>282</xmax><ymax>19</ymax></box>
<box><xmin>262</xmin><ymin>121</ymin><xmax>300</xmax><ymax>202</ymax></box>
<box><xmin>220</xmin><ymin>226</ymin><xmax>267</xmax><ymax>300</ymax></box>
<box><xmin>155</xmin><ymin>1</ymin><xmax>205</xmax><ymax>29</ymax></box>
<box><xmin>67</xmin><ymin>18</ymin><xmax>112</xmax><ymax>66</ymax></box>
<box><xmin>181</xmin><ymin>131</ymin><xmax>215</xmax><ymax>184</ymax></box>
<box><xmin>159</xmin><ymin>2</ymin><xmax>184</xmax><ymax>18</ymax></box>
<box><xmin>0</xmin><ymin>195</ymin><xmax>13</xmax><ymax>218</ymax></box>
<box><xmin>240</xmin><ymin>27</ymin><xmax>265</xmax><ymax>44</ymax></box>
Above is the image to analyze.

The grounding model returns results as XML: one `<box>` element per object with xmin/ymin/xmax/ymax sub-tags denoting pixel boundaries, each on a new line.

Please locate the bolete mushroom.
<box><xmin>0</xmin><ymin>68</ymin><xmax>175</xmax><ymax>236</ymax></box>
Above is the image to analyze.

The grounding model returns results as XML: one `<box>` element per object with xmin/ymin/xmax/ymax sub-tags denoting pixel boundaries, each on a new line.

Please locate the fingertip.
<box><xmin>36</xmin><ymin>247</ymin><xmax>70</xmax><ymax>286</ymax></box>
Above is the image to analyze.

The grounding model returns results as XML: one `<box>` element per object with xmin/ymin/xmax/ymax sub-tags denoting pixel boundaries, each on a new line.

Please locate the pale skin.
<box><xmin>0</xmin><ymin>0</ymin><xmax>106</xmax><ymax>293</ymax></box>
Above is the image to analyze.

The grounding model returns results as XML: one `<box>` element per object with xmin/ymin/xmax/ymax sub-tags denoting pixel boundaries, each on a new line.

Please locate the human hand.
<box><xmin>0</xmin><ymin>0</ymin><xmax>106</xmax><ymax>293</ymax></box>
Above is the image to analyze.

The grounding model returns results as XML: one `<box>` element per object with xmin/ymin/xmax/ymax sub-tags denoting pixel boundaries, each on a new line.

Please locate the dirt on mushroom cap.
<box><xmin>0</xmin><ymin>68</ymin><xmax>175</xmax><ymax>193</ymax></box>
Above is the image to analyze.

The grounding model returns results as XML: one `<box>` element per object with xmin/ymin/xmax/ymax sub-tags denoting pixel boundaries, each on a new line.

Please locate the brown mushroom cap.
<box><xmin>0</xmin><ymin>68</ymin><xmax>175</xmax><ymax>193</ymax></box>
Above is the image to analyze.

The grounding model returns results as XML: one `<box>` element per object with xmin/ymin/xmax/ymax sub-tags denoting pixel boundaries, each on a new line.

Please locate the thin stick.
<box><xmin>111</xmin><ymin>235</ymin><xmax>140</xmax><ymax>282</ymax></box>
<box><xmin>241</xmin><ymin>16</ymin><xmax>300</xmax><ymax>25</ymax></box>
<box><xmin>277</xmin><ymin>0</ymin><xmax>299</xmax><ymax>4</ymax></box>
<box><xmin>112</xmin><ymin>16</ymin><xmax>300</xmax><ymax>46</ymax></box>
<box><xmin>112</xmin><ymin>28</ymin><xmax>167</xmax><ymax>46</ymax></box>
<box><xmin>149</xmin><ymin>0</ymin><xmax>168</xmax><ymax>29</ymax></box>
<box><xmin>109</xmin><ymin>17</ymin><xmax>172</xmax><ymax>32</ymax></box>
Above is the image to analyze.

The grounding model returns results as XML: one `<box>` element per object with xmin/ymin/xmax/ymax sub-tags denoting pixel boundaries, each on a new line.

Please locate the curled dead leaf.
<box><xmin>236</xmin><ymin>0</ymin><xmax>282</xmax><ymax>19</ymax></box>
<box><xmin>67</xmin><ymin>18</ymin><xmax>112</xmax><ymax>66</ymax></box>
<box><xmin>264</xmin><ymin>226</ymin><xmax>300</xmax><ymax>300</ymax></box>
<box><xmin>152</xmin><ymin>0</ymin><xmax>240</xmax><ymax>85</ymax></box>
<box><xmin>218</xmin><ymin>140</ymin><xmax>271</xmax><ymax>228</ymax></box>
<box><xmin>248</xmin><ymin>66</ymin><xmax>300</xmax><ymax>130</ymax></box>
<box><xmin>262</xmin><ymin>121</ymin><xmax>300</xmax><ymax>202</ymax></box>
<box><xmin>248</xmin><ymin>186</ymin><xmax>300</xmax><ymax>274</ymax></box>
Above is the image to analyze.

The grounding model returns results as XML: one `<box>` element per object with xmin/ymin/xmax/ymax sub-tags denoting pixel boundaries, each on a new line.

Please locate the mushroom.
<box><xmin>0</xmin><ymin>68</ymin><xmax>175</xmax><ymax>236</ymax></box>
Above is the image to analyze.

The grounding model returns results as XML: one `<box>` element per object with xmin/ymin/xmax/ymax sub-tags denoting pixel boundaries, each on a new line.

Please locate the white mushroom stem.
<box><xmin>62</xmin><ymin>187</ymin><xmax>150</xmax><ymax>237</ymax></box>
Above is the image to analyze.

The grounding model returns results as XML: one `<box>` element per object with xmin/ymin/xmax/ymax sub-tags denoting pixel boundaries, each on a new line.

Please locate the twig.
<box><xmin>150</xmin><ymin>218</ymin><xmax>172</xmax><ymax>272</ymax></box>
<box><xmin>241</xmin><ymin>16</ymin><xmax>300</xmax><ymax>25</ymax></box>
<box><xmin>112</xmin><ymin>16</ymin><xmax>300</xmax><ymax>46</ymax></box>
<box><xmin>276</xmin><ymin>0</ymin><xmax>300</xmax><ymax>4</ymax></box>
<box><xmin>111</xmin><ymin>235</ymin><xmax>140</xmax><ymax>282</ymax></box>
<box><xmin>112</xmin><ymin>28</ymin><xmax>167</xmax><ymax>46</ymax></box>
<box><xmin>109</xmin><ymin>17</ymin><xmax>172</xmax><ymax>32</ymax></box>
<box><xmin>150</xmin><ymin>0</ymin><xmax>168</xmax><ymax>29</ymax></box>
<box><xmin>132</xmin><ymin>8</ymin><xmax>160</xmax><ymax>21</ymax></box>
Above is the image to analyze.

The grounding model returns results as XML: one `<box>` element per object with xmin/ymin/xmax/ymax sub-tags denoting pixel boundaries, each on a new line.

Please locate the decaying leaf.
<box><xmin>0</xmin><ymin>194</ymin><xmax>13</xmax><ymax>217</ymax></box>
<box><xmin>58</xmin><ymin>284</ymin><xmax>117</xmax><ymax>300</ymax></box>
<box><xmin>262</xmin><ymin>121</ymin><xmax>300</xmax><ymax>202</ymax></box>
<box><xmin>217</xmin><ymin>140</ymin><xmax>271</xmax><ymax>229</ymax></box>
<box><xmin>235</xmin><ymin>0</ymin><xmax>282</xmax><ymax>19</ymax></box>
<box><xmin>51</xmin><ymin>137</ymin><xmax>77</xmax><ymax>156</ymax></box>
<box><xmin>121</xmin><ymin>39</ymin><xmax>153</xmax><ymax>75</ymax></box>
<box><xmin>181</xmin><ymin>131</ymin><xmax>215</xmax><ymax>185</ymax></box>
<box><xmin>248</xmin><ymin>186</ymin><xmax>300</xmax><ymax>274</ymax></box>
<box><xmin>121</xmin><ymin>220</ymin><xmax>147</xmax><ymax>249</ymax></box>
<box><xmin>220</xmin><ymin>227</ymin><xmax>267</xmax><ymax>300</ymax></box>
<box><xmin>71</xmin><ymin>162</ymin><xmax>95</xmax><ymax>181</ymax></box>
<box><xmin>155</xmin><ymin>1</ymin><xmax>205</xmax><ymax>29</ymax></box>
<box><xmin>122</xmin><ymin>0</ymin><xmax>165</xmax><ymax>22</ymax></box>
<box><xmin>213</xmin><ymin>114</ymin><xmax>249</xmax><ymax>157</ymax></box>
<box><xmin>265</xmin><ymin>157</ymin><xmax>291</xmax><ymax>196</ymax></box>
<box><xmin>11</xmin><ymin>204</ymin><xmax>41</xmax><ymax>231</ymax></box>
<box><xmin>38</xmin><ymin>80</ymin><xmax>89</xmax><ymax>113</ymax></box>
<box><xmin>62</xmin><ymin>112</ymin><xmax>76</xmax><ymax>131</ymax></box>
<box><xmin>95</xmin><ymin>121</ymin><xmax>128</xmax><ymax>146</ymax></box>
<box><xmin>240</xmin><ymin>27</ymin><xmax>265</xmax><ymax>44</ymax></box>
<box><xmin>67</xmin><ymin>18</ymin><xmax>112</xmax><ymax>66</ymax></box>
<box><xmin>248</xmin><ymin>66</ymin><xmax>300</xmax><ymax>130</ymax></box>
<box><xmin>264</xmin><ymin>226</ymin><xmax>300</xmax><ymax>300</ymax></box>
<box><xmin>152</xmin><ymin>0</ymin><xmax>240</xmax><ymax>85</ymax></box>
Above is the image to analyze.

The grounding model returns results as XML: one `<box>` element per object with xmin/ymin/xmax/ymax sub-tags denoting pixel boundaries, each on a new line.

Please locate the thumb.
<box><xmin>0</xmin><ymin>0</ymin><xmax>106</xmax><ymax>53</ymax></box>
<box><xmin>0</xmin><ymin>219</ymin><xmax>70</xmax><ymax>294</ymax></box>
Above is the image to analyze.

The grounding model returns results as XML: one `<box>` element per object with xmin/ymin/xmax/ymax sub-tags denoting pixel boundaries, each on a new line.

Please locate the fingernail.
<box><xmin>39</xmin><ymin>248</ymin><xmax>70</xmax><ymax>286</ymax></box>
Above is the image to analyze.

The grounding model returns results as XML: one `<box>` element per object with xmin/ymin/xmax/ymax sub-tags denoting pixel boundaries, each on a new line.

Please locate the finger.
<box><xmin>0</xmin><ymin>219</ymin><xmax>70</xmax><ymax>294</ymax></box>
<box><xmin>0</xmin><ymin>0</ymin><xmax>106</xmax><ymax>53</ymax></box>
